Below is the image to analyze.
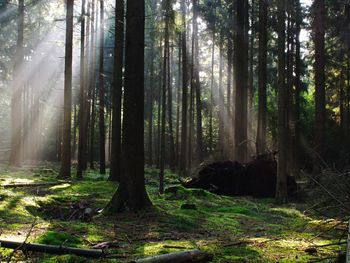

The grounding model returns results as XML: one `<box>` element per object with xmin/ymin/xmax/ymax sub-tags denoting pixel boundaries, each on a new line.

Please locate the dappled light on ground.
<box><xmin>0</xmin><ymin>166</ymin><xmax>345</xmax><ymax>262</ymax></box>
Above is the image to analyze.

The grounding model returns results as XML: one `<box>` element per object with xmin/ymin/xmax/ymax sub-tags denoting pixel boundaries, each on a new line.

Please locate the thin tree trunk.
<box><xmin>294</xmin><ymin>0</ymin><xmax>302</xmax><ymax>179</ymax></box>
<box><xmin>193</xmin><ymin>0</ymin><xmax>203</xmax><ymax>163</ymax></box>
<box><xmin>276</xmin><ymin>0</ymin><xmax>288</xmax><ymax>204</ymax></box>
<box><xmin>167</xmin><ymin>40</ymin><xmax>175</xmax><ymax>169</ymax></box>
<box><xmin>234</xmin><ymin>0</ymin><xmax>248</xmax><ymax>162</ymax></box>
<box><xmin>10</xmin><ymin>0</ymin><xmax>24</xmax><ymax>167</ymax></box>
<box><xmin>59</xmin><ymin>0</ymin><xmax>74</xmax><ymax>179</ymax></box>
<box><xmin>77</xmin><ymin>0</ymin><xmax>87</xmax><ymax>179</ymax></box>
<box><xmin>175</xmin><ymin>34</ymin><xmax>181</xmax><ymax>166</ymax></box>
<box><xmin>98</xmin><ymin>0</ymin><xmax>106</xmax><ymax>175</ymax></box>
<box><xmin>179</xmin><ymin>0</ymin><xmax>188</xmax><ymax>174</ymax></box>
<box><xmin>209</xmin><ymin>29</ymin><xmax>215</xmax><ymax>154</ymax></box>
<box><xmin>256</xmin><ymin>0</ymin><xmax>268</xmax><ymax>155</ymax></box>
<box><xmin>313</xmin><ymin>0</ymin><xmax>326</xmax><ymax>177</ymax></box>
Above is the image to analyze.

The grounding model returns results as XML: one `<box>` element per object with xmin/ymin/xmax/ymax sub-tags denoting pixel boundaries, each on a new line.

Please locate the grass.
<box><xmin>0</xmin><ymin>165</ymin><xmax>345</xmax><ymax>262</ymax></box>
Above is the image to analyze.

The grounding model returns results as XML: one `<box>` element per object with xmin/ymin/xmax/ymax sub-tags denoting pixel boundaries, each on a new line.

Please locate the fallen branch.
<box><xmin>0</xmin><ymin>239</ymin><xmax>104</xmax><ymax>258</ymax></box>
<box><xmin>133</xmin><ymin>249</ymin><xmax>213</xmax><ymax>263</ymax></box>
<box><xmin>3</xmin><ymin>181</ymin><xmax>71</xmax><ymax>188</ymax></box>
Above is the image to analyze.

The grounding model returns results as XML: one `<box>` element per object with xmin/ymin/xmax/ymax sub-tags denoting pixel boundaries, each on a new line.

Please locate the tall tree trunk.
<box><xmin>98</xmin><ymin>0</ymin><xmax>106</xmax><ymax>175</ymax></box>
<box><xmin>209</xmin><ymin>28</ymin><xmax>215</xmax><ymax>154</ymax></box>
<box><xmin>167</xmin><ymin>40</ymin><xmax>176</xmax><ymax>169</ymax></box>
<box><xmin>110</xmin><ymin>0</ymin><xmax>124</xmax><ymax>181</ymax></box>
<box><xmin>234</xmin><ymin>0</ymin><xmax>248</xmax><ymax>162</ymax></box>
<box><xmin>294</xmin><ymin>0</ymin><xmax>302</xmax><ymax>179</ymax></box>
<box><xmin>218</xmin><ymin>35</ymin><xmax>224</xmax><ymax>159</ymax></box>
<box><xmin>193</xmin><ymin>0</ymin><xmax>203</xmax><ymax>163</ymax></box>
<box><xmin>256</xmin><ymin>0</ymin><xmax>268</xmax><ymax>155</ymax></box>
<box><xmin>248</xmin><ymin>0</ymin><xmax>255</xmax><ymax>157</ymax></box>
<box><xmin>179</xmin><ymin>0</ymin><xmax>188</xmax><ymax>174</ymax></box>
<box><xmin>77</xmin><ymin>0</ymin><xmax>87</xmax><ymax>179</ymax></box>
<box><xmin>106</xmin><ymin>0</ymin><xmax>152</xmax><ymax>212</ymax></box>
<box><xmin>90</xmin><ymin>85</ymin><xmax>96</xmax><ymax>169</ymax></box>
<box><xmin>10</xmin><ymin>0</ymin><xmax>24</xmax><ymax>167</ymax></box>
<box><xmin>276</xmin><ymin>0</ymin><xmax>288</xmax><ymax>204</ymax></box>
<box><xmin>59</xmin><ymin>0</ymin><xmax>74</xmax><ymax>179</ymax></box>
<box><xmin>175</xmin><ymin>34</ymin><xmax>181</xmax><ymax>166</ymax></box>
<box><xmin>159</xmin><ymin>0</ymin><xmax>170</xmax><ymax>194</ymax></box>
<box><xmin>313</xmin><ymin>0</ymin><xmax>326</xmax><ymax>177</ymax></box>
<box><xmin>147</xmin><ymin>2</ymin><xmax>155</xmax><ymax>167</ymax></box>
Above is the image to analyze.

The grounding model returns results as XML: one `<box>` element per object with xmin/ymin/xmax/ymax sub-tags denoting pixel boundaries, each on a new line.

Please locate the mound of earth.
<box><xmin>183</xmin><ymin>154</ymin><xmax>297</xmax><ymax>198</ymax></box>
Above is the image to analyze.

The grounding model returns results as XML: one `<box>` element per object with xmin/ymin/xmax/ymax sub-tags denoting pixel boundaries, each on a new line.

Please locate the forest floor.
<box><xmin>0</xmin><ymin>164</ymin><xmax>346</xmax><ymax>262</ymax></box>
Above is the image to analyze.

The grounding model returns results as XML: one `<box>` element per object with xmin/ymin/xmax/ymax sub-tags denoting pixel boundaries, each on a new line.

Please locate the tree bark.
<box><xmin>313</xmin><ymin>0</ymin><xmax>326</xmax><ymax>177</ymax></box>
<box><xmin>77</xmin><ymin>0</ymin><xmax>87</xmax><ymax>179</ymax></box>
<box><xmin>10</xmin><ymin>0</ymin><xmax>24</xmax><ymax>167</ymax></box>
<box><xmin>276</xmin><ymin>0</ymin><xmax>288</xmax><ymax>204</ymax></box>
<box><xmin>257</xmin><ymin>0</ymin><xmax>268</xmax><ymax>155</ymax></box>
<box><xmin>106</xmin><ymin>0</ymin><xmax>152</xmax><ymax>212</ymax></box>
<box><xmin>193</xmin><ymin>0</ymin><xmax>203</xmax><ymax>163</ymax></box>
<box><xmin>59</xmin><ymin>0</ymin><xmax>74</xmax><ymax>179</ymax></box>
<box><xmin>110</xmin><ymin>0</ymin><xmax>124</xmax><ymax>181</ymax></box>
<box><xmin>179</xmin><ymin>0</ymin><xmax>188</xmax><ymax>174</ymax></box>
<box><xmin>98</xmin><ymin>0</ymin><xmax>106</xmax><ymax>175</ymax></box>
<box><xmin>234</xmin><ymin>0</ymin><xmax>248</xmax><ymax>162</ymax></box>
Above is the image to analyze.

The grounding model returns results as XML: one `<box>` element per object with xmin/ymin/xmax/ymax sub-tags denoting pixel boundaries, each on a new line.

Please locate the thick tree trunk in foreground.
<box><xmin>109</xmin><ymin>0</ymin><xmax>124</xmax><ymax>181</ymax></box>
<box><xmin>10</xmin><ymin>0</ymin><xmax>24</xmax><ymax>167</ymax></box>
<box><xmin>276</xmin><ymin>0</ymin><xmax>288</xmax><ymax>204</ymax></box>
<box><xmin>106</xmin><ymin>0</ymin><xmax>152</xmax><ymax>212</ymax></box>
<box><xmin>59</xmin><ymin>0</ymin><xmax>74</xmax><ymax>179</ymax></box>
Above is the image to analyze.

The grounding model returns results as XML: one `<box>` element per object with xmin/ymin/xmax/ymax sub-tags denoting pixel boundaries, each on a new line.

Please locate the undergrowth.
<box><xmin>0</xmin><ymin>165</ymin><xmax>345</xmax><ymax>262</ymax></box>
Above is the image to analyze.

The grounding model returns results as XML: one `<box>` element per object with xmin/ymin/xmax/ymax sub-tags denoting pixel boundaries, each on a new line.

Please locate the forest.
<box><xmin>0</xmin><ymin>0</ymin><xmax>349</xmax><ymax>262</ymax></box>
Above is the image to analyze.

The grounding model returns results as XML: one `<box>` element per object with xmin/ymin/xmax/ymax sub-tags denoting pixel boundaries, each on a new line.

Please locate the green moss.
<box><xmin>0</xmin><ymin>166</ymin><xmax>344</xmax><ymax>262</ymax></box>
<box><xmin>36</xmin><ymin>231</ymin><xmax>82</xmax><ymax>247</ymax></box>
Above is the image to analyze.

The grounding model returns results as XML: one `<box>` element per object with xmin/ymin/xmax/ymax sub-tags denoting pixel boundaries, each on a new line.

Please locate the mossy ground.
<box><xmin>0</xmin><ymin>164</ymin><xmax>345</xmax><ymax>262</ymax></box>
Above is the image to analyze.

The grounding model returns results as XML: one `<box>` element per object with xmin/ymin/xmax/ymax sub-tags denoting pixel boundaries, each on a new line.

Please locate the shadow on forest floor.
<box><xmin>0</xmin><ymin>164</ymin><xmax>346</xmax><ymax>262</ymax></box>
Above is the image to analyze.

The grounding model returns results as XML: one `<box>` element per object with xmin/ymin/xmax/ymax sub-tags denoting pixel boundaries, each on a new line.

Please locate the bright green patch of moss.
<box><xmin>36</xmin><ymin>231</ymin><xmax>82</xmax><ymax>247</ymax></box>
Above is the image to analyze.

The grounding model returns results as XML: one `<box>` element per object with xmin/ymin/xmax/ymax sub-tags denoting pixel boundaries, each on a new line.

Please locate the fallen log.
<box><xmin>133</xmin><ymin>249</ymin><xmax>213</xmax><ymax>263</ymax></box>
<box><xmin>0</xmin><ymin>239</ymin><xmax>104</xmax><ymax>258</ymax></box>
<box><xmin>3</xmin><ymin>181</ymin><xmax>71</xmax><ymax>188</ymax></box>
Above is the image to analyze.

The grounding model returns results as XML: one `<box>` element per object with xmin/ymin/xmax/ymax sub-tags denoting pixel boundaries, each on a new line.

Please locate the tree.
<box><xmin>109</xmin><ymin>0</ymin><xmax>124</xmax><ymax>181</ymax></box>
<box><xmin>313</xmin><ymin>0</ymin><xmax>326</xmax><ymax>176</ymax></box>
<box><xmin>276</xmin><ymin>0</ymin><xmax>288</xmax><ymax>204</ymax></box>
<box><xmin>193</xmin><ymin>0</ymin><xmax>203</xmax><ymax>163</ymax></box>
<box><xmin>106</xmin><ymin>0</ymin><xmax>152</xmax><ymax>212</ymax></box>
<box><xmin>10</xmin><ymin>0</ymin><xmax>24</xmax><ymax>167</ymax></box>
<box><xmin>98</xmin><ymin>0</ymin><xmax>106</xmax><ymax>175</ymax></box>
<box><xmin>234</xmin><ymin>0</ymin><xmax>248</xmax><ymax>162</ymax></box>
<box><xmin>77</xmin><ymin>0</ymin><xmax>87</xmax><ymax>179</ymax></box>
<box><xmin>179</xmin><ymin>0</ymin><xmax>188</xmax><ymax>175</ymax></box>
<box><xmin>256</xmin><ymin>0</ymin><xmax>267</xmax><ymax>155</ymax></box>
<box><xmin>159</xmin><ymin>0</ymin><xmax>170</xmax><ymax>194</ymax></box>
<box><xmin>59</xmin><ymin>0</ymin><xmax>74</xmax><ymax>179</ymax></box>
